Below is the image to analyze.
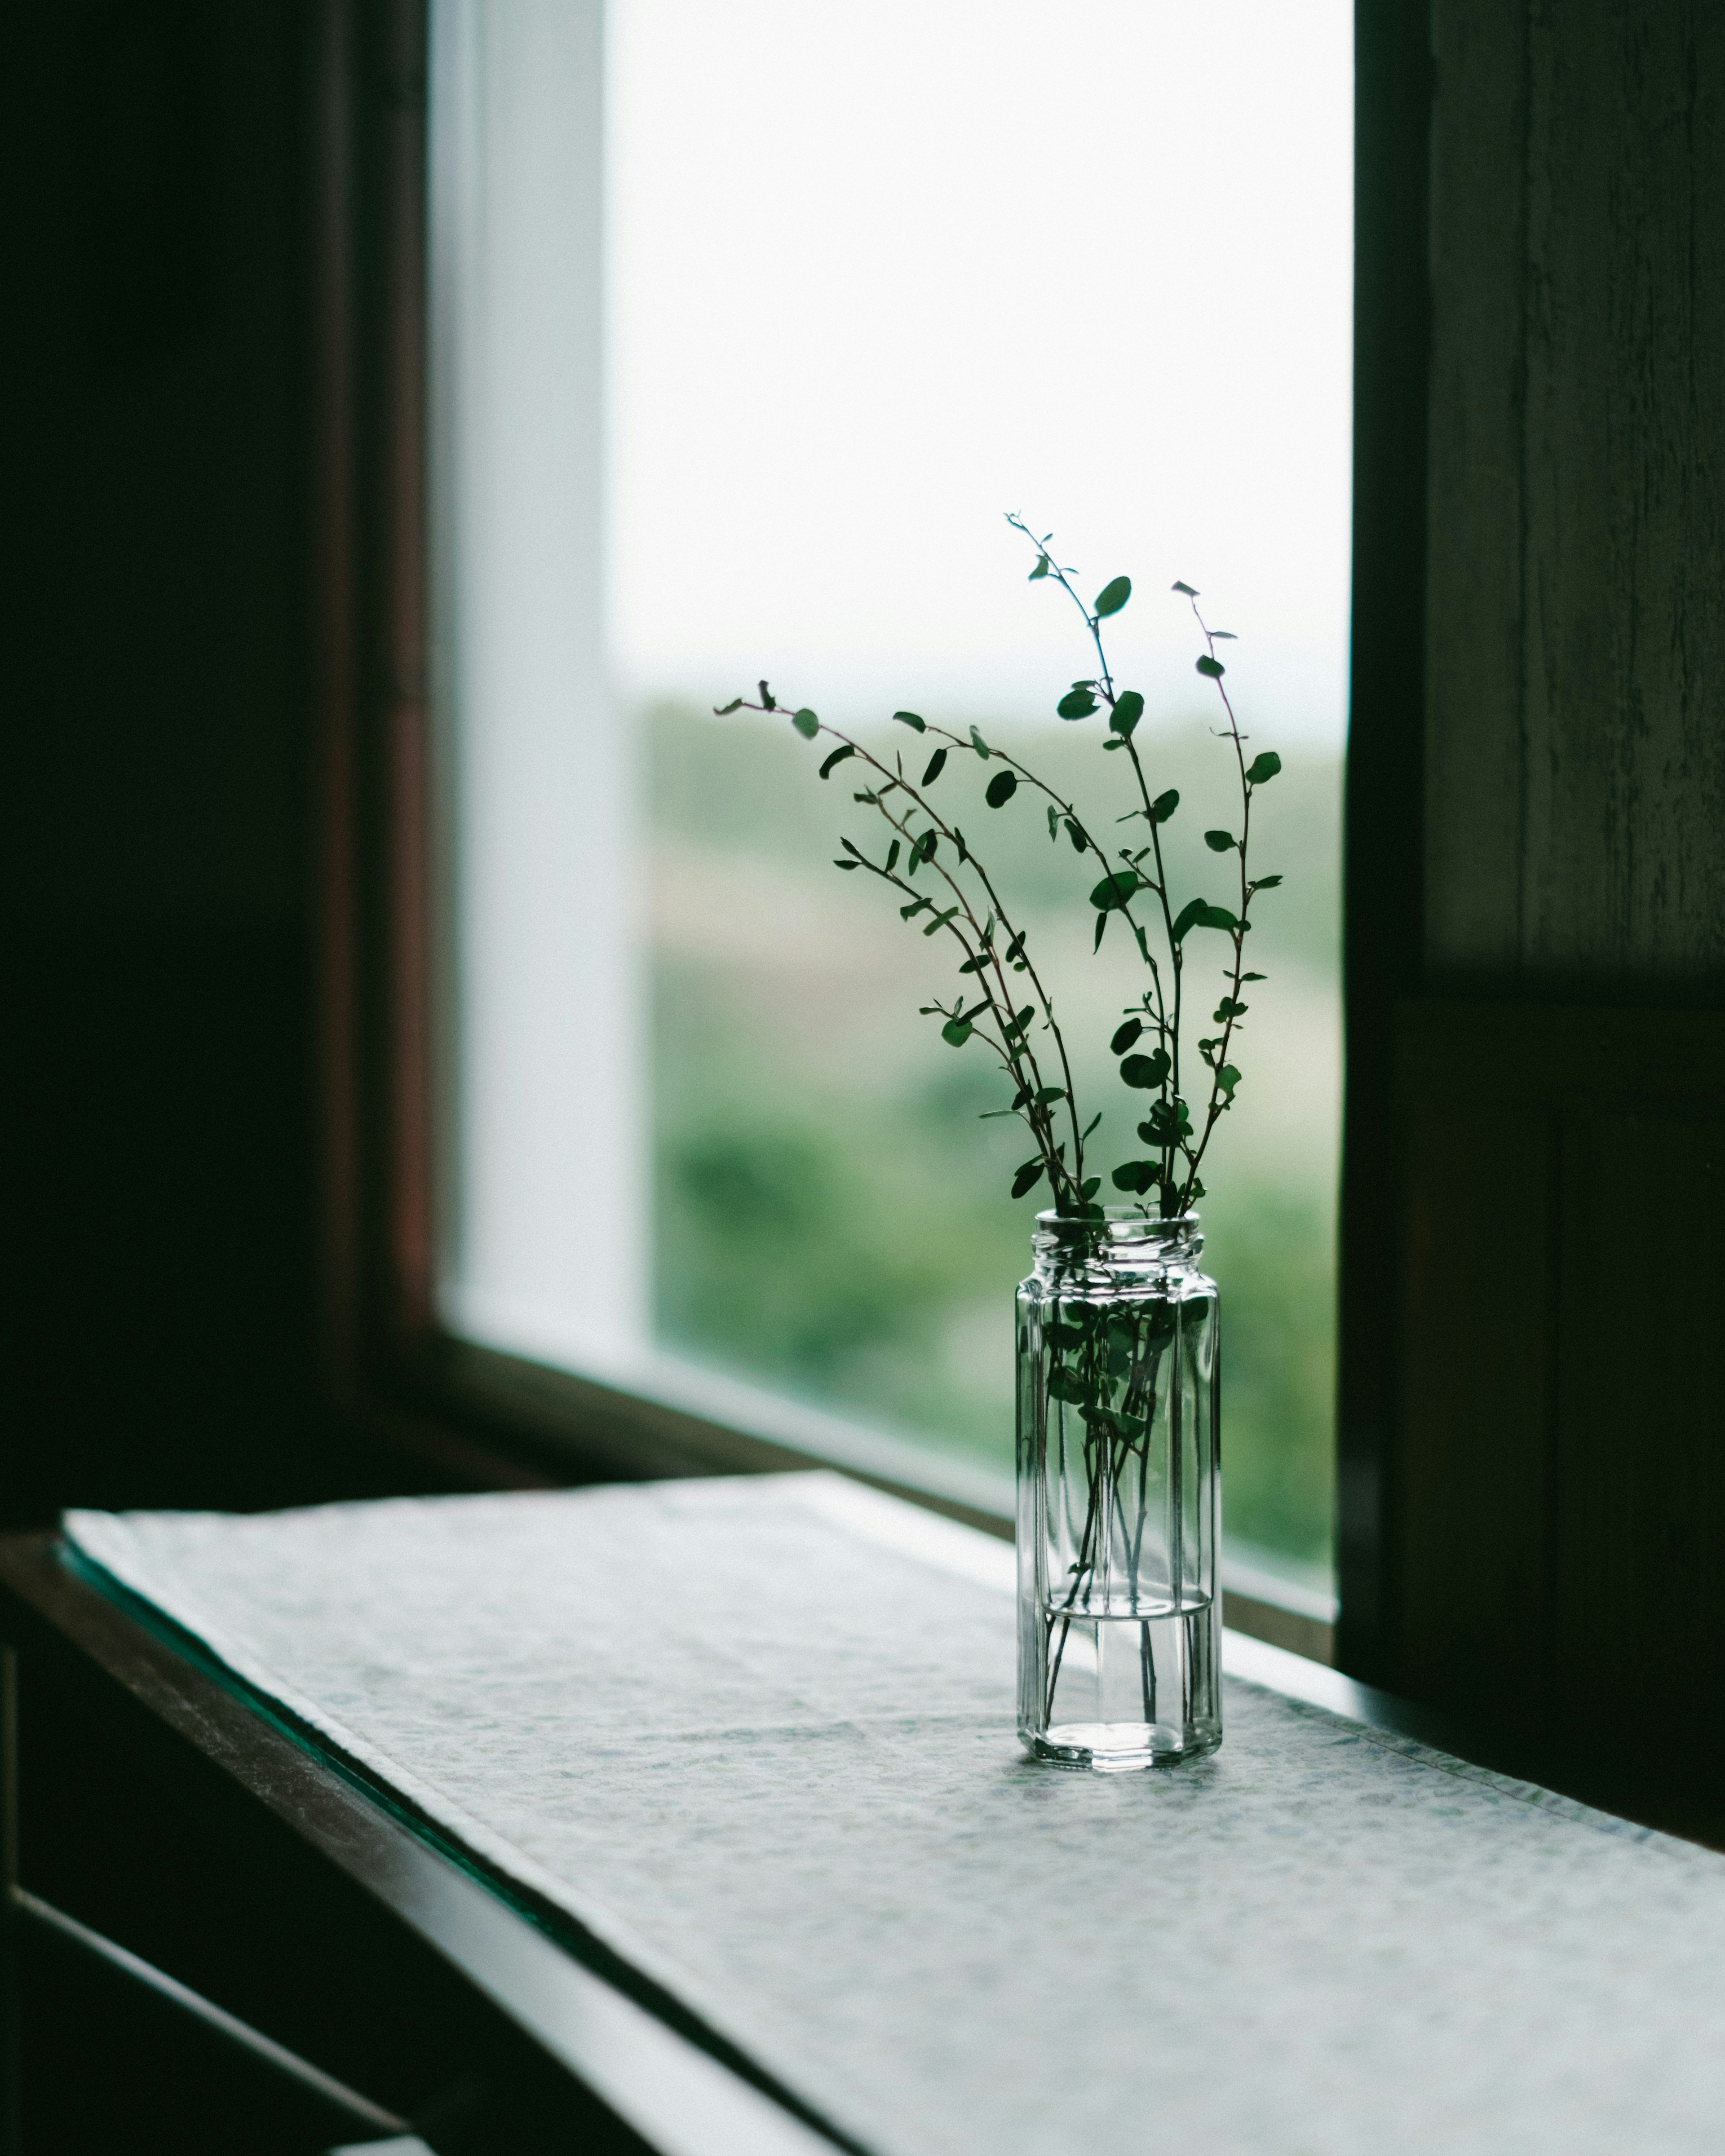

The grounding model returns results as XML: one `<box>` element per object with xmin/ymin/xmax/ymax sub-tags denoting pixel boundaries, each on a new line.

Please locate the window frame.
<box><xmin>313</xmin><ymin>0</ymin><xmax>1376</xmax><ymax>1668</ymax></box>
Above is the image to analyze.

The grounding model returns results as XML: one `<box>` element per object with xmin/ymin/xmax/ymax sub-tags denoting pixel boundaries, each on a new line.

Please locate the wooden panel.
<box><xmin>1522</xmin><ymin>4</ymin><xmax>1725</xmax><ymax>981</ymax></box>
<box><xmin>1386</xmin><ymin>1001</ymin><xmax>1725</xmax><ymax>1782</ymax></box>
<box><xmin>1394</xmin><ymin>1093</ymin><xmax>1554</xmax><ymax>1710</ymax></box>
<box><xmin>1337</xmin><ymin>0</ymin><xmax>1435</xmax><ymax>1682</ymax></box>
<box><xmin>1424</xmin><ymin>2</ymin><xmax>1725</xmax><ymax>986</ymax></box>
<box><xmin>1425</xmin><ymin>0</ymin><xmax>1529</xmax><ymax>972</ymax></box>
<box><xmin>1549</xmin><ymin>1110</ymin><xmax>1725</xmax><ymax>1764</ymax></box>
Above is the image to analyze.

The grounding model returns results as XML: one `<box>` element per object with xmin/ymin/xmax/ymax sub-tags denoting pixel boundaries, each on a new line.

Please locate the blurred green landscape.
<box><xmin>646</xmin><ymin>695</ymin><xmax>1340</xmax><ymax>1586</ymax></box>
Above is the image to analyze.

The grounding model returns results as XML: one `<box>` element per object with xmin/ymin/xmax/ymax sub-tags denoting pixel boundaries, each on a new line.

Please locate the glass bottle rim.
<box><xmin>1031</xmin><ymin>1206</ymin><xmax>1204</xmax><ymax>1268</ymax></box>
<box><xmin>1034</xmin><ymin>1206</ymin><xmax>1200</xmax><ymax>1235</ymax></box>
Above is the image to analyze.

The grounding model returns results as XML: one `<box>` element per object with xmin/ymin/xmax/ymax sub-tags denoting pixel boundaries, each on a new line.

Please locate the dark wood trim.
<box><xmin>313</xmin><ymin>0</ymin><xmax>363</xmax><ymax>1400</ymax></box>
<box><xmin>1336</xmin><ymin>1</ymin><xmax>1434</xmax><ymax>1684</ymax></box>
<box><xmin>377</xmin><ymin>0</ymin><xmax>437</xmax><ymax>1351</ymax></box>
<box><xmin>1</xmin><ymin>1650</ymin><xmax>17</xmax><ymax>2156</ymax></box>
<box><xmin>315</xmin><ymin>0</ymin><xmax>437</xmax><ymax>1426</ymax></box>
<box><xmin>10</xmin><ymin>1887</ymin><xmax>410</xmax><ymax>2137</ymax></box>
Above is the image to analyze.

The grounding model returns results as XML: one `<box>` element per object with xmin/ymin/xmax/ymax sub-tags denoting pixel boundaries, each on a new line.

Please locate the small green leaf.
<box><xmin>1171</xmin><ymin>898</ymin><xmax>1238</xmax><ymax>940</ymax></box>
<box><xmin>1111</xmin><ymin>1160</ymin><xmax>1159</xmax><ymax>1195</ymax></box>
<box><xmin>985</xmin><ymin>769</ymin><xmax>1018</xmax><ymax>808</ymax></box>
<box><xmin>1034</xmin><ymin>1085</ymin><xmax>1066</xmax><ymax>1105</ymax></box>
<box><xmin>1171</xmin><ymin>898</ymin><xmax>1206</xmax><ymax>942</ymax></box>
<box><xmin>1110</xmin><ymin>690</ymin><xmax>1144</xmax><ymax>739</ymax></box>
<box><xmin>1151</xmin><ymin>789</ymin><xmax>1179</xmax><ymax>823</ymax></box>
<box><xmin>1203</xmin><ymin>828</ymin><xmax>1236</xmax><ymax>853</ymax></box>
<box><xmin>1252</xmin><ymin>873</ymin><xmax>1284</xmax><ymax>890</ymax></box>
<box><xmin>1242</xmin><ymin>971</ymin><xmax>1267</xmax><ymax>981</ymax></box>
<box><xmin>893</xmin><ymin>710</ymin><xmax>926</xmax><ymax>731</ymax></box>
<box><xmin>832</xmin><ymin>858</ymin><xmax>859</xmax><ymax>870</ymax></box>
<box><xmin>1245</xmin><ymin>751</ymin><xmax>1282</xmax><ymax>784</ymax></box>
<box><xmin>900</xmin><ymin>897</ymin><xmax>931</xmax><ymax>919</ymax></box>
<box><xmin>713</xmin><ymin>697</ymin><xmax>744</xmax><ymax>715</ymax></box>
<box><xmin>1080</xmin><ymin>1112</ymin><xmax>1102</xmax><ymax>1140</ymax></box>
<box><xmin>1093</xmin><ymin>911</ymin><xmax>1108</xmax><ymax>953</ymax></box>
<box><xmin>792</xmin><ymin>707</ymin><xmax>819</xmax><ymax>738</ymax></box>
<box><xmin>1080</xmin><ymin>1176</ymin><xmax>1101</xmax><ymax>1200</ymax></box>
<box><xmin>942</xmin><ymin>1018</ymin><xmax>973</xmax><ymax>1047</ymax></box>
<box><xmin>1057</xmin><ymin>687</ymin><xmax>1098</xmax><ymax>720</ymax></box>
<box><xmin>969</xmin><ymin>725</ymin><xmax>991</xmax><ymax>760</ymax></box>
<box><xmin>1213</xmin><ymin>998</ymin><xmax>1248</xmax><ymax>1020</ymax></box>
<box><xmin>1138</xmin><ymin>1093</ymin><xmax>1192</xmax><ymax>1145</ymax></box>
<box><xmin>1171</xmin><ymin>580</ymin><xmax>1198</xmax><ymax>597</ymax></box>
<box><xmin>1011</xmin><ymin>1158</ymin><xmax>1046</xmax><ymax>1198</ymax></box>
<box><xmin>1194</xmin><ymin>656</ymin><xmax>1225</xmax><ymax>680</ymax></box>
<box><xmin>1088</xmin><ymin>870</ymin><xmax>1140</xmax><ymax>912</ymax></box>
<box><xmin>922</xmin><ymin>747</ymin><xmax>948</xmax><ymax>786</ymax></box>
<box><xmin>1028</xmin><ymin>556</ymin><xmax>1050</xmax><ymax>581</ymax></box>
<box><xmin>1216</xmin><ymin>1064</ymin><xmax>1242</xmax><ymax>1101</ymax></box>
<box><xmin>1046</xmin><ymin>805</ymin><xmax>1060</xmax><ymax>843</ymax></box>
<box><xmin>1102</xmin><ymin>737</ymin><xmax>1124</xmax><ymax>751</ymax></box>
<box><xmin>885</xmin><ymin>839</ymin><xmax>901</xmax><ymax>872</ymax></box>
<box><xmin>923</xmin><ymin>906</ymin><xmax>960</xmax><ymax>936</ymax></box>
<box><xmin>1065</xmin><ymin>817</ymin><xmax>1086</xmax><ymax>853</ymax></box>
<box><xmin>1094</xmin><ymin>576</ymin><xmax>1132</xmax><ymax>618</ymax></box>
<box><xmin>819</xmin><ymin>742</ymin><xmax>856</xmax><ymax>778</ymax></box>
<box><xmin>1120</xmin><ymin>1049</ymin><xmax>1172</xmax><ymax>1090</ymax></box>
<box><xmin>1110</xmin><ymin>1019</ymin><xmax>1142</xmax><ymax>1055</ymax></box>
<box><xmin>915</xmin><ymin>830</ymin><xmax>938</xmax><ymax>863</ymax></box>
<box><xmin>759</xmin><ymin>681</ymin><xmax>776</xmax><ymax>709</ymax></box>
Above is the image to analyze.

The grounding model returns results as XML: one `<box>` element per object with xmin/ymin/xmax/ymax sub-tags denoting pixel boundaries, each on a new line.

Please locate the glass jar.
<box><xmin>1016</xmin><ymin>1208</ymin><xmax>1221</xmax><ymax>1770</ymax></box>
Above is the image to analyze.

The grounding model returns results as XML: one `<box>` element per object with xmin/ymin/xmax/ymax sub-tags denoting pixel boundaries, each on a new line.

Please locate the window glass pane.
<box><xmin>432</xmin><ymin>0</ymin><xmax>1351</xmax><ymax>1593</ymax></box>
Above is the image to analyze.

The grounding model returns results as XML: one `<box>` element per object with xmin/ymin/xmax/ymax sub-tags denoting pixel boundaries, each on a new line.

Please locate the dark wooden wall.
<box><xmin>1426</xmin><ymin>2</ymin><xmax>1725</xmax><ymax>985</ymax></box>
<box><xmin>1345</xmin><ymin>2</ymin><xmax>1725</xmax><ymax>1816</ymax></box>
<box><xmin>0</xmin><ymin>4</ymin><xmax>409</xmax><ymax>1528</ymax></box>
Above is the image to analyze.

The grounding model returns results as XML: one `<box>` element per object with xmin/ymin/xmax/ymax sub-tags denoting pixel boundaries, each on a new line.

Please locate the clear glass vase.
<box><xmin>1016</xmin><ymin>1208</ymin><xmax>1221</xmax><ymax>1770</ymax></box>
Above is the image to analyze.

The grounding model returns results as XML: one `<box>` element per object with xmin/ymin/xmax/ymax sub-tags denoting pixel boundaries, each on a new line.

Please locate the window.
<box><xmin>428</xmin><ymin>0</ymin><xmax>1351</xmax><ymax>1601</ymax></box>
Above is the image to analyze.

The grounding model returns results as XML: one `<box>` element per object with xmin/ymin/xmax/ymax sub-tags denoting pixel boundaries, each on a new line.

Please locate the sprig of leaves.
<box><xmin>717</xmin><ymin>517</ymin><xmax>1284</xmax><ymax>1219</ymax></box>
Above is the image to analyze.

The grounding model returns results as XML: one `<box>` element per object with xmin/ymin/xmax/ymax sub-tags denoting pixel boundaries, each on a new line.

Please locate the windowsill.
<box><xmin>413</xmin><ymin>1330</ymin><xmax>1338</xmax><ymax>1665</ymax></box>
<box><xmin>28</xmin><ymin>1476</ymin><xmax>1725</xmax><ymax>2155</ymax></box>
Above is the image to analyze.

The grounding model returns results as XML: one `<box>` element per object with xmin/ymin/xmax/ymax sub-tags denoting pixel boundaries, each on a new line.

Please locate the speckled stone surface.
<box><xmin>64</xmin><ymin>1475</ymin><xmax>1725</xmax><ymax>2156</ymax></box>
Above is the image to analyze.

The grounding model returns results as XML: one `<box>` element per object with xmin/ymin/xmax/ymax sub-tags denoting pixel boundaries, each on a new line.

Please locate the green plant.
<box><xmin>718</xmin><ymin>517</ymin><xmax>1285</xmax><ymax>1220</ymax></box>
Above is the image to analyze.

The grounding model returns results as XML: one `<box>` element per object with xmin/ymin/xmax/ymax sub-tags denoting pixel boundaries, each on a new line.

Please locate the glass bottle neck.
<box><xmin>1031</xmin><ymin>1207</ymin><xmax>1203</xmax><ymax>1287</ymax></box>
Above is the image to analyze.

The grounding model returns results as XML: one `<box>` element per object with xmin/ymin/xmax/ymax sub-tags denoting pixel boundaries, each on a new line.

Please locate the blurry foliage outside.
<box><xmin>648</xmin><ymin>697</ymin><xmax>1338</xmax><ymax>1585</ymax></box>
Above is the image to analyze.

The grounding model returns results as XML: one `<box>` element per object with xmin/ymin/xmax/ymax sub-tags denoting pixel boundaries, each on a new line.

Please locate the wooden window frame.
<box><xmin>310</xmin><ymin>0</ymin><xmax>1388</xmax><ymax>1668</ymax></box>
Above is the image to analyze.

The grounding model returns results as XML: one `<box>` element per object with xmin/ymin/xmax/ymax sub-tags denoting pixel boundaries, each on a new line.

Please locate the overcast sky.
<box><xmin>606</xmin><ymin>0</ymin><xmax>1353</xmax><ymax>743</ymax></box>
